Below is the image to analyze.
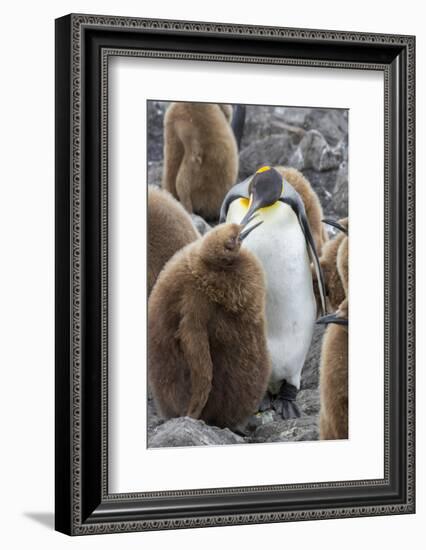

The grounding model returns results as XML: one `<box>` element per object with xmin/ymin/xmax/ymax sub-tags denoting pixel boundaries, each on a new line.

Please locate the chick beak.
<box><xmin>239</xmin><ymin>219</ymin><xmax>264</xmax><ymax>241</ymax></box>
<box><xmin>317</xmin><ymin>312</ymin><xmax>348</xmax><ymax>326</ymax></box>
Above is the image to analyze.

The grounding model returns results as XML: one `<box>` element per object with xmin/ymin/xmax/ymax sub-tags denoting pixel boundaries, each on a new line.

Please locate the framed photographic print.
<box><xmin>55</xmin><ymin>13</ymin><xmax>415</xmax><ymax>535</ymax></box>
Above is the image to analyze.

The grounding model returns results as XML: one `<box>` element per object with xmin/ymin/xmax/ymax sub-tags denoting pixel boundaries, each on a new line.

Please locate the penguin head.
<box><xmin>200</xmin><ymin>221</ymin><xmax>263</xmax><ymax>267</ymax></box>
<box><xmin>240</xmin><ymin>166</ymin><xmax>283</xmax><ymax>226</ymax></box>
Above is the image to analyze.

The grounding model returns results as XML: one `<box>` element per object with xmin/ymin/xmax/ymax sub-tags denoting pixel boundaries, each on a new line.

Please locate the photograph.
<box><xmin>53</xmin><ymin>12</ymin><xmax>415</xmax><ymax>536</ymax></box>
<box><xmin>147</xmin><ymin>100</ymin><xmax>349</xmax><ymax>448</ymax></box>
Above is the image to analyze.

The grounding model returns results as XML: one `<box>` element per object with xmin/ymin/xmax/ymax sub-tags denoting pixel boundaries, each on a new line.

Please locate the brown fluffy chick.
<box><xmin>148</xmin><ymin>222</ymin><xmax>271</xmax><ymax>430</ymax></box>
<box><xmin>148</xmin><ymin>186</ymin><xmax>200</xmax><ymax>295</ymax></box>
<box><xmin>274</xmin><ymin>166</ymin><xmax>328</xmax><ymax>255</ymax></box>
<box><xmin>162</xmin><ymin>102</ymin><xmax>238</xmax><ymax>221</ymax></box>
<box><xmin>318</xmin><ymin>229</ymin><xmax>349</xmax><ymax>440</ymax></box>
<box><xmin>316</xmin><ymin>217</ymin><xmax>348</xmax><ymax>312</ymax></box>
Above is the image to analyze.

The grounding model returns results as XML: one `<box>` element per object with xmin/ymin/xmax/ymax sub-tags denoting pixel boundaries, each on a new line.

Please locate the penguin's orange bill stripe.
<box><xmin>237</xmin><ymin>194</ymin><xmax>253</xmax><ymax>211</ymax></box>
<box><xmin>256</xmin><ymin>165</ymin><xmax>271</xmax><ymax>173</ymax></box>
<box><xmin>238</xmin><ymin>195</ymin><xmax>280</xmax><ymax>216</ymax></box>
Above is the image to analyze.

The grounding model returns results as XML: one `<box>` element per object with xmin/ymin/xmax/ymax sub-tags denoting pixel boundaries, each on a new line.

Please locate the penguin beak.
<box><xmin>239</xmin><ymin>193</ymin><xmax>264</xmax><ymax>227</ymax></box>
<box><xmin>322</xmin><ymin>219</ymin><xmax>348</xmax><ymax>235</ymax></box>
<box><xmin>317</xmin><ymin>312</ymin><xmax>348</xmax><ymax>326</ymax></box>
<box><xmin>239</xmin><ymin>219</ymin><xmax>264</xmax><ymax>241</ymax></box>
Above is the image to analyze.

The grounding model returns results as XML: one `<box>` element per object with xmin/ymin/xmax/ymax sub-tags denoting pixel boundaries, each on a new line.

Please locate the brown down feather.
<box><xmin>148</xmin><ymin>185</ymin><xmax>200</xmax><ymax>295</ymax></box>
<box><xmin>319</xmin><ymin>228</ymin><xmax>349</xmax><ymax>440</ymax></box>
<box><xmin>318</xmin><ymin>217</ymin><xmax>348</xmax><ymax>312</ymax></box>
<box><xmin>274</xmin><ymin>165</ymin><xmax>328</xmax><ymax>255</ymax></box>
<box><xmin>148</xmin><ymin>223</ymin><xmax>271</xmax><ymax>429</ymax></box>
<box><xmin>162</xmin><ymin>102</ymin><xmax>238</xmax><ymax>221</ymax></box>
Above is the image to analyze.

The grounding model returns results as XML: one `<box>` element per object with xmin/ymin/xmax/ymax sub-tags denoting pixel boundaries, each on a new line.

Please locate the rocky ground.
<box><xmin>147</xmin><ymin>101</ymin><xmax>348</xmax><ymax>448</ymax></box>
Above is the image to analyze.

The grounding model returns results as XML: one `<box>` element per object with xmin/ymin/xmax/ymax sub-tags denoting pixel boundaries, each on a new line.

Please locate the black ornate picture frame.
<box><xmin>55</xmin><ymin>13</ymin><xmax>415</xmax><ymax>535</ymax></box>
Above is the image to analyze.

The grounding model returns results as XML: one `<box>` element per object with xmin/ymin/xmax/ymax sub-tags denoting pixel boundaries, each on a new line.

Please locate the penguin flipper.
<box><xmin>280</xmin><ymin>193</ymin><xmax>327</xmax><ymax>316</ymax></box>
<box><xmin>317</xmin><ymin>311</ymin><xmax>349</xmax><ymax>326</ymax></box>
<box><xmin>219</xmin><ymin>176</ymin><xmax>252</xmax><ymax>223</ymax></box>
<box><xmin>322</xmin><ymin>218</ymin><xmax>348</xmax><ymax>235</ymax></box>
<box><xmin>300</xmin><ymin>211</ymin><xmax>328</xmax><ymax>316</ymax></box>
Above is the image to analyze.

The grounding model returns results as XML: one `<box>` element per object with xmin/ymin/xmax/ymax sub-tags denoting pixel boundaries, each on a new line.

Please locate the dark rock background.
<box><xmin>147</xmin><ymin>101</ymin><xmax>348</xmax><ymax>448</ymax></box>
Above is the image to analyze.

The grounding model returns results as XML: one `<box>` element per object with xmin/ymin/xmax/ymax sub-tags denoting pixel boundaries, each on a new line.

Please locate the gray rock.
<box><xmin>281</xmin><ymin>108</ymin><xmax>348</xmax><ymax>147</ymax></box>
<box><xmin>239</xmin><ymin>106</ymin><xmax>274</xmax><ymax>148</ymax></box>
<box><xmin>147</xmin><ymin>101</ymin><xmax>169</xmax><ymax>162</ymax></box>
<box><xmin>294</xmin><ymin>428</ymin><xmax>319</xmax><ymax>441</ymax></box>
<box><xmin>251</xmin><ymin>416</ymin><xmax>319</xmax><ymax>443</ymax></box>
<box><xmin>281</xmin><ymin>107</ymin><xmax>312</xmax><ymax>129</ymax></box>
<box><xmin>191</xmin><ymin>214</ymin><xmax>211</xmax><ymax>235</ymax></box>
<box><xmin>147</xmin><ymin>160</ymin><xmax>163</xmax><ymax>187</ymax></box>
<box><xmin>238</xmin><ymin>134</ymin><xmax>298</xmax><ymax>180</ymax></box>
<box><xmin>303</xmin><ymin>109</ymin><xmax>348</xmax><ymax>147</ymax></box>
<box><xmin>240</xmin><ymin>106</ymin><xmax>304</xmax><ymax>150</ymax></box>
<box><xmin>147</xmin><ymin>397</ymin><xmax>164</xmax><ymax>434</ymax></box>
<box><xmin>245</xmin><ymin>410</ymin><xmax>277</xmax><ymax>432</ymax></box>
<box><xmin>333</xmin><ymin>161</ymin><xmax>349</xmax><ymax>217</ymax></box>
<box><xmin>302</xmin><ymin>161</ymin><xmax>347</xmax><ymax>220</ymax></box>
<box><xmin>302</xmin><ymin>168</ymin><xmax>341</xmax><ymax>218</ymax></box>
<box><xmin>289</xmin><ymin>130</ymin><xmax>343</xmax><ymax>172</ymax></box>
<box><xmin>148</xmin><ymin>417</ymin><xmax>244</xmax><ymax>448</ymax></box>
<box><xmin>297</xmin><ymin>388</ymin><xmax>320</xmax><ymax>417</ymax></box>
<box><xmin>301</xmin><ymin>324</ymin><xmax>325</xmax><ymax>389</ymax></box>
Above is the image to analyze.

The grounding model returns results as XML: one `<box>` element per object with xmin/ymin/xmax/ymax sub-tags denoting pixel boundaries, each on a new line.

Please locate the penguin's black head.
<box><xmin>200</xmin><ymin>221</ymin><xmax>263</xmax><ymax>268</ymax></box>
<box><xmin>240</xmin><ymin>166</ymin><xmax>283</xmax><ymax>226</ymax></box>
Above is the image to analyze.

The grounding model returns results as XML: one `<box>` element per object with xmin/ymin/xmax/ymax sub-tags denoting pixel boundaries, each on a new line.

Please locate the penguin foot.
<box><xmin>272</xmin><ymin>398</ymin><xmax>301</xmax><ymax>419</ymax></box>
<box><xmin>272</xmin><ymin>382</ymin><xmax>301</xmax><ymax>419</ymax></box>
<box><xmin>258</xmin><ymin>392</ymin><xmax>273</xmax><ymax>412</ymax></box>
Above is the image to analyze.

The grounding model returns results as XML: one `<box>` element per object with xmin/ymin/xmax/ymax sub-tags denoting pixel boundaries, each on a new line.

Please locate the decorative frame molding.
<box><xmin>55</xmin><ymin>13</ymin><xmax>415</xmax><ymax>535</ymax></box>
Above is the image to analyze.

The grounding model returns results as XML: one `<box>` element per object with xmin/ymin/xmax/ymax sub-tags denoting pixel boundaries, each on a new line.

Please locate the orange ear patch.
<box><xmin>256</xmin><ymin>165</ymin><xmax>271</xmax><ymax>174</ymax></box>
<box><xmin>239</xmin><ymin>197</ymin><xmax>250</xmax><ymax>209</ymax></box>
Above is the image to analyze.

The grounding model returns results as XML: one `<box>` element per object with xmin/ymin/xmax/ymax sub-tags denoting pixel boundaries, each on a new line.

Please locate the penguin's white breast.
<box><xmin>226</xmin><ymin>198</ymin><xmax>316</xmax><ymax>386</ymax></box>
<box><xmin>227</xmin><ymin>200</ymin><xmax>313</xmax><ymax>305</ymax></box>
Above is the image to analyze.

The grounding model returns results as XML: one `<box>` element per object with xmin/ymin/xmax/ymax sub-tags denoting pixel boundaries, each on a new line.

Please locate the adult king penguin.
<box><xmin>220</xmin><ymin>166</ymin><xmax>327</xmax><ymax>418</ymax></box>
